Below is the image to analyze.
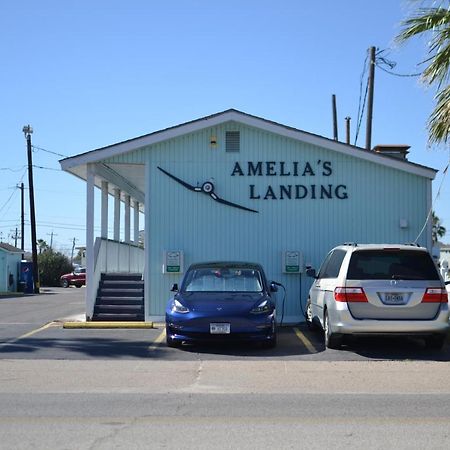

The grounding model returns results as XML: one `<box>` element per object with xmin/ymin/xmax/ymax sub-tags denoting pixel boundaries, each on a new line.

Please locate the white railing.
<box><xmin>86</xmin><ymin>238</ymin><xmax>145</xmax><ymax>319</ymax></box>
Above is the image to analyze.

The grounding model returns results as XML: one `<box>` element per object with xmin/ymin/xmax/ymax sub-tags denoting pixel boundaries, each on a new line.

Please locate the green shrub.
<box><xmin>38</xmin><ymin>250</ymin><xmax>73</xmax><ymax>287</ymax></box>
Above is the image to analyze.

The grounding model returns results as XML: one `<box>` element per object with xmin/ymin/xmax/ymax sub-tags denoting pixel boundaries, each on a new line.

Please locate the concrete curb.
<box><xmin>0</xmin><ymin>292</ymin><xmax>25</xmax><ymax>298</ymax></box>
<box><xmin>63</xmin><ymin>322</ymin><xmax>154</xmax><ymax>329</ymax></box>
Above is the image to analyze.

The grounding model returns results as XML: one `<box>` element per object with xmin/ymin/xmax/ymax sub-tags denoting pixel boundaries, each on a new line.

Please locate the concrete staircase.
<box><xmin>92</xmin><ymin>273</ymin><xmax>144</xmax><ymax>321</ymax></box>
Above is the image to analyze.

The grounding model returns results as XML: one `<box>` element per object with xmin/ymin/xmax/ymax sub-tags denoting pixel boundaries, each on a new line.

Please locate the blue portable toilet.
<box><xmin>19</xmin><ymin>261</ymin><xmax>34</xmax><ymax>293</ymax></box>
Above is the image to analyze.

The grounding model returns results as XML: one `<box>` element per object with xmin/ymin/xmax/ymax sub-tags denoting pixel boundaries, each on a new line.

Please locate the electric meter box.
<box><xmin>282</xmin><ymin>251</ymin><xmax>303</xmax><ymax>273</ymax></box>
<box><xmin>163</xmin><ymin>250</ymin><xmax>184</xmax><ymax>274</ymax></box>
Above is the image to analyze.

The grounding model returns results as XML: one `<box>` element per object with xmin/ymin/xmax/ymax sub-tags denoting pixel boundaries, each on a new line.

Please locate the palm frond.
<box><xmin>396</xmin><ymin>7</ymin><xmax>450</xmax><ymax>42</ymax></box>
<box><xmin>428</xmin><ymin>84</ymin><xmax>450</xmax><ymax>144</ymax></box>
<box><xmin>396</xmin><ymin>6</ymin><xmax>450</xmax><ymax>86</ymax></box>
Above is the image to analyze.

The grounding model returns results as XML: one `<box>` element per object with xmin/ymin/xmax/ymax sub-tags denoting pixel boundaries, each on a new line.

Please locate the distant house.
<box><xmin>0</xmin><ymin>243</ymin><xmax>22</xmax><ymax>292</ymax></box>
<box><xmin>75</xmin><ymin>246</ymin><xmax>86</xmax><ymax>266</ymax></box>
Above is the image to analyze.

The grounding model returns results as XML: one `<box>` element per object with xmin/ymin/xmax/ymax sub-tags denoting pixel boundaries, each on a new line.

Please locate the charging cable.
<box><xmin>298</xmin><ymin>274</ymin><xmax>305</xmax><ymax>321</ymax></box>
<box><xmin>272</xmin><ymin>281</ymin><xmax>286</xmax><ymax>327</ymax></box>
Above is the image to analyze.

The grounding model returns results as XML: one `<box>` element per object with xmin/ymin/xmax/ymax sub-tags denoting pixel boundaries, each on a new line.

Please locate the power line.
<box><xmin>414</xmin><ymin>160</ymin><xmax>449</xmax><ymax>243</ymax></box>
<box><xmin>375</xmin><ymin>63</ymin><xmax>422</xmax><ymax>78</ymax></box>
<box><xmin>354</xmin><ymin>49</ymin><xmax>370</xmax><ymax>146</ymax></box>
<box><xmin>0</xmin><ymin>169</ymin><xmax>27</xmax><ymax>215</ymax></box>
<box><xmin>32</xmin><ymin>165</ymin><xmax>61</xmax><ymax>172</ymax></box>
<box><xmin>353</xmin><ymin>47</ymin><xmax>423</xmax><ymax>147</ymax></box>
<box><xmin>0</xmin><ymin>166</ymin><xmax>27</xmax><ymax>172</ymax></box>
<box><xmin>32</xmin><ymin>145</ymin><xmax>68</xmax><ymax>158</ymax></box>
<box><xmin>375</xmin><ymin>48</ymin><xmax>422</xmax><ymax>78</ymax></box>
<box><xmin>354</xmin><ymin>77</ymin><xmax>369</xmax><ymax>146</ymax></box>
<box><xmin>0</xmin><ymin>188</ymin><xmax>18</xmax><ymax>215</ymax></box>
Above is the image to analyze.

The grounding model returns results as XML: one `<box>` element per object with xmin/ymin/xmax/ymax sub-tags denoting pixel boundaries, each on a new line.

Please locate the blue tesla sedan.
<box><xmin>165</xmin><ymin>262</ymin><xmax>278</xmax><ymax>348</ymax></box>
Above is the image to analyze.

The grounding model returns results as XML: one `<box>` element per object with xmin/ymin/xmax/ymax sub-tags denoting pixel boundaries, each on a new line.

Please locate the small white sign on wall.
<box><xmin>163</xmin><ymin>250</ymin><xmax>184</xmax><ymax>274</ymax></box>
<box><xmin>282</xmin><ymin>251</ymin><xmax>303</xmax><ymax>273</ymax></box>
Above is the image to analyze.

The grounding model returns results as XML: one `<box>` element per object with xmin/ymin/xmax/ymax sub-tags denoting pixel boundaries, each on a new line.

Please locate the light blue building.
<box><xmin>60</xmin><ymin>110</ymin><xmax>436</xmax><ymax>323</ymax></box>
<box><xmin>0</xmin><ymin>243</ymin><xmax>22</xmax><ymax>293</ymax></box>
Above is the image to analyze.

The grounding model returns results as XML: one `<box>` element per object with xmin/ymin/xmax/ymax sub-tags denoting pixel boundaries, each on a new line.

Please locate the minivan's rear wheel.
<box><xmin>60</xmin><ymin>279</ymin><xmax>69</xmax><ymax>288</ymax></box>
<box><xmin>324</xmin><ymin>310</ymin><xmax>343</xmax><ymax>350</ymax></box>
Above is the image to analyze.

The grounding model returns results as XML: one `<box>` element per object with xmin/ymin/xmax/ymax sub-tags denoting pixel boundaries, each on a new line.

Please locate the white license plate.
<box><xmin>384</xmin><ymin>293</ymin><xmax>405</xmax><ymax>304</ymax></box>
<box><xmin>210</xmin><ymin>323</ymin><xmax>230</xmax><ymax>334</ymax></box>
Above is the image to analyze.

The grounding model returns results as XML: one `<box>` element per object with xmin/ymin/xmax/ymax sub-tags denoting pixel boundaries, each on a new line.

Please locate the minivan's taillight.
<box><xmin>334</xmin><ymin>287</ymin><xmax>368</xmax><ymax>302</ymax></box>
<box><xmin>421</xmin><ymin>288</ymin><xmax>448</xmax><ymax>303</ymax></box>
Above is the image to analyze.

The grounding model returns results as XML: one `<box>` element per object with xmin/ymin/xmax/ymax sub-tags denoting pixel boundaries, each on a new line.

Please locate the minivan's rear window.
<box><xmin>347</xmin><ymin>250</ymin><xmax>440</xmax><ymax>280</ymax></box>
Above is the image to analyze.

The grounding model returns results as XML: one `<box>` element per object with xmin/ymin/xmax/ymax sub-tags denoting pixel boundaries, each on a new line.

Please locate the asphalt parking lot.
<box><xmin>0</xmin><ymin>287</ymin><xmax>449</xmax><ymax>361</ymax></box>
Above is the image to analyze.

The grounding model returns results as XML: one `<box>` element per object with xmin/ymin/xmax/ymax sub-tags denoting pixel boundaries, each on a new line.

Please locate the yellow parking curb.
<box><xmin>63</xmin><ymin>321</ymin><xmax>154</xmax><ymax>329</ymax></box>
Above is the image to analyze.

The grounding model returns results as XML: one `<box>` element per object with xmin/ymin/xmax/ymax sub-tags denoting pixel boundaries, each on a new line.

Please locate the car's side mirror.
<box><xmin>171</xmin><ymin>283</ymin><xmax>179</xmax><ymax>292</ymax></box>
<box><xmin>270</xmin><ymin>282</ymin><xmax>278</xmax><ymax>293</ymax></box>
<box><xmin>306</xmin><ymin>268</ymin><xmax>317</xmax><ymax>278</ymax></box>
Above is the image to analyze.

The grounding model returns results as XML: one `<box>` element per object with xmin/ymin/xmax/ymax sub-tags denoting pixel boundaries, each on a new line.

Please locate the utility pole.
<box><xmin>47</xmin><ymin>231</ymin><xmax>57</xmax><ymax>250</ymax></box>
<box><xmin>70</xmin><ymin>237</ymin><xmax>77</xmax><ymax>265</ymax></box>
<box><xmin>23</xmin><ymin>125</ymin><xmax>39</xmax><ymax>294</ymax></box>
<box><xmin>10</xmin><ymin>228</ymin><xmax>19</xmax><ymax>248</ymax></box>
<box><xmin>365</xmin><ymin>46</ymin><xmax>376</xmax><ymax>150</ymax></box>
<box><xmin>20</xmin><ymin>182</ymin><xmax>25</xmax><ymax>254</ymax></box>
<box><xmin>332</xmin><ymin>94</ymin><xmax>338</xmax><ymax>141</ymax></box>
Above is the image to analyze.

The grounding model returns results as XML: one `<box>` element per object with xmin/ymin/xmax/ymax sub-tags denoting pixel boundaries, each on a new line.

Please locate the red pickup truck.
<box><xmin>60</xmin><ymin>267</ymin><xmax>86</xmax><ymax>288</ymax></box>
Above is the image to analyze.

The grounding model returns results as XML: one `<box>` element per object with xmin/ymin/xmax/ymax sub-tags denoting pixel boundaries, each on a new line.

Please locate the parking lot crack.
<box><xmin>194</xmin><ymin>359</ymin><xmax>204</xmax><ymax>386</ymax></box>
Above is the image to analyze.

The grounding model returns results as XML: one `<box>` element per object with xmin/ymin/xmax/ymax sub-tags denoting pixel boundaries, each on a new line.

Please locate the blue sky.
<box><xmin>1</xmin><ymin>0</ymin><xmax>449</xmax><ymax>254</ymax></box>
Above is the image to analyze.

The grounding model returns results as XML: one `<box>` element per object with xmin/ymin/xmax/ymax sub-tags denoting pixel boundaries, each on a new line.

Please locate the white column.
<box><xmin>134</xmin><ymin>200</ymin><xmax>140</xmax><ymax>245</ymax></box>
<box><xmin>124</xmin><ymin>195</ymin><xmax>131</xmax><ymax>243</ymax></box>
<box><xmin>144</xmin><ymin>159</ymin><xmax>150</xmax><ymax>320</ymax></box>
<box><xmin>86</xmin><ymin>164</ymin><xmax>95</xmax><ymax>320</ymax></box>
<box><xmin>114</xmin><ymin>188</ymin><xmax>121</xmax><ymax>241</ymax></box>
<box><xmin>101</xmin><ymin>181</ymin><xmax>109</xmax><ymax>239</ymax></box>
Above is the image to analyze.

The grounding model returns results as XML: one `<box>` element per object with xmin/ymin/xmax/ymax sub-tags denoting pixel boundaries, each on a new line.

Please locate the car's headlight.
<box><xmin>250</xmin><ymin>299</ymin><xmax>271</xmax><ymax>314</ymax></box>
<box><xmin>171</xmin><ymin>299</ymin><xmax>189</xmax><ymax>314</ymax></box>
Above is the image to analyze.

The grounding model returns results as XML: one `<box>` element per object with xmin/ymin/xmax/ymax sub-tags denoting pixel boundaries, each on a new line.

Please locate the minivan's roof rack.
<box><xmin>343</xmin><ymin>242</ymin><xmax>358</xmax><ymax>246</ymax></box>
<box><xmin>404</xmin><ymin>242</ymin><xmax>421</xmax><ymax>247</ymax></box>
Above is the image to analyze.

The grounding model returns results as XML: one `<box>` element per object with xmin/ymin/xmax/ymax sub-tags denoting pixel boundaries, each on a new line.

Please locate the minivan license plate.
<box><xmin>384</xmin><ymin>293</ymin><xmax>404</xmax><ymax>304</ymax></box>
<box><xmin>210</xmin><ymin>323</ymin><xmax>231</xmax><ymax>334</ymax></box>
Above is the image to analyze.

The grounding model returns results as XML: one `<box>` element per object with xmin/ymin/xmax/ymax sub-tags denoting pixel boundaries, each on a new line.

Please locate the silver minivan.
<box><xmin>306</xmin><ymin>244</ymin><xmax>449</xmax><ymax>349</ymax></box>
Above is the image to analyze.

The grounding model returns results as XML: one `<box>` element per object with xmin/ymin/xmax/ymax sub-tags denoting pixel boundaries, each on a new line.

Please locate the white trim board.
<box><xmin>60</xmin><ymin>109</ymin><xmax>437</xmax><ymax>180</ymax></box>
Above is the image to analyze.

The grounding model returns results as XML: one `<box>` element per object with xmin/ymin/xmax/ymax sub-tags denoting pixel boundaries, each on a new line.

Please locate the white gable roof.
<box><xmin>60</xmin><ymin>109</ymin><xmax>436</xmax><ymax>180</ymax></box>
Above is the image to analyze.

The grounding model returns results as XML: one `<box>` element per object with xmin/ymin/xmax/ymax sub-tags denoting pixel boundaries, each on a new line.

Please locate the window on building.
<box><xmin>226</xmin><ymin>131</ymin><xmax>240</xmax><ymax>152</ymax></box>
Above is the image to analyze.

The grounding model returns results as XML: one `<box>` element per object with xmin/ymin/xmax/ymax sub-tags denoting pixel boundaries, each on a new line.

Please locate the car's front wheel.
<box><xmin>324</xmin><ymin>309</ymin><xmax>343</xmax><ymax>350</ymax></box>
<box><xmin>60</xmin><ymin>279</ymin><xmax>69</xmax><ymax>288</ymax></box>
<box><xmin>263</xmin><ymin>328</ymin><xmax>277</xmax><ymax>349</ymax></box>
<box><xmin>166</xmin><ymin>329</ymin><xmax>181</xmax><ymax>348</ymax></box>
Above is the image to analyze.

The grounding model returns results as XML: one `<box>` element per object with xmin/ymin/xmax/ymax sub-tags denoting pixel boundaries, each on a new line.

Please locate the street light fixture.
<box><xmin>22</xmin><ymin>125</ymin><xmax>33</xmax><ymax>137</ymax></box>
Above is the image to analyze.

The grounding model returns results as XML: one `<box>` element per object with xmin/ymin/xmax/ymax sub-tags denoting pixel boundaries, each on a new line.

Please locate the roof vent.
<box><xmin>373</xmin><ymin>144</ymin><xmax>410</xmax><ymax>160</ymax></box>
<box><xmin>225</xmin><ymin>131</ymin><xmax>240</xmax><ymax>152</ymax></box>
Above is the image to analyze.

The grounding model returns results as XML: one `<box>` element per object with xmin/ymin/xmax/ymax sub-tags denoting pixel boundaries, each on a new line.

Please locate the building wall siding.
<box><xmin>140</xmin><ymin>123</ymin><xmax>430</xmax><ymax>320</ymax></box>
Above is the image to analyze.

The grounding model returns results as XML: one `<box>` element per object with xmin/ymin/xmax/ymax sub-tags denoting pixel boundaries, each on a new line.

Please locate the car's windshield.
<box><xmin>183</xmin><ymin>267</ymin><xmax>263</xmax><ymax>292</ymax></box>
<box><xmin>347</xmin><ymin>250</ymin><xmax>440</xmax><ymax>280</ymax></box>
